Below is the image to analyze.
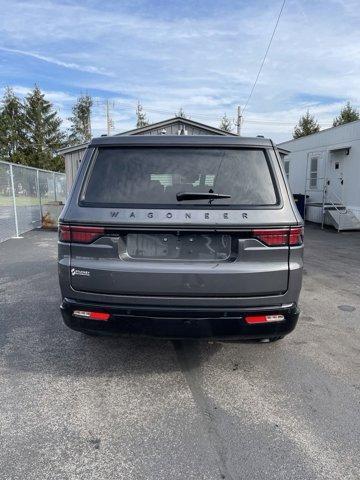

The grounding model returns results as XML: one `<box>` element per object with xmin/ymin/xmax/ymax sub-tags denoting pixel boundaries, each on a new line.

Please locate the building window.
<box><xmin>284</xmin><ymin>160</ymin><xmax>290</xmax><ymax>179</ymax></box>
<box><xmin>335</xmin><ymin>162</ymin><xmax>340</xmax><ymax>170</ymax></box>
<box><xmin>309</xmin><ymin>157</ymin><xmax>318</xmax><ymax>189</ymax></box>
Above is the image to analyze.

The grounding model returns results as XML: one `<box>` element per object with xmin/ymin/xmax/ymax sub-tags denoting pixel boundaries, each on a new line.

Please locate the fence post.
<box><xmin>53</xmin><ymin>172</ymin><xmax>57</xmax><ymax>202</ymax></box>
<box><xmin>36</xmin><ymin>169</ymin><xmax>42</xmax><ymax>225</ymax></box>
<box><xmin>9</xmin><ymin>164</ymin><xmax>20</xmax><ymax>238</ymax></box>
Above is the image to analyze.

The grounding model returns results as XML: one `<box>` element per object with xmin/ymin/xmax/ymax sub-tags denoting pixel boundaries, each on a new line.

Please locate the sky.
<box><xmin>0</xmin><ymin>0</ymin><xmax>360</xmax><ymax>142</ymax></box>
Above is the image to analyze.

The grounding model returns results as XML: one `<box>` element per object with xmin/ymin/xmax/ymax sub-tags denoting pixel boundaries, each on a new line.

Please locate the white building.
<box><xmin>279</xmin><ymin>120</ymin><xmax>360</xmax><ymax>231</ymax></box>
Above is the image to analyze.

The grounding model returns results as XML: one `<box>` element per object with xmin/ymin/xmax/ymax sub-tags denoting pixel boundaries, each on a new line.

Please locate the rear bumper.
<box><xmin>60</xmin><ymin>298</ymin><xmax>299</xmax><ymax>340</ymax></box>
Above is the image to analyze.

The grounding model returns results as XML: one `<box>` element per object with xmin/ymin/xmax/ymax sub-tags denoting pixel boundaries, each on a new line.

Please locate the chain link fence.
<box><xmin>0</xmin><ymin>161</ymin><xmax>66</xmax><ymax>243</ymax></box>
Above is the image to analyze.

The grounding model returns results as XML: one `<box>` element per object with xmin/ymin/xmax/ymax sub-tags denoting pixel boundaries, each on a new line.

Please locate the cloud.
<box><xmin>0</xmin><ymin>47</ymin><xmax>112</xmax><ymax>76</ymax></box>
<box><xmin>9</xmin><ymin>85</ymin><xmax>77</xmax><ymax>104</ymax></box>
<box><xmin>0</xmin><ymin>0</ymin><xmax>359</xmax><ymax>142</ymax></box>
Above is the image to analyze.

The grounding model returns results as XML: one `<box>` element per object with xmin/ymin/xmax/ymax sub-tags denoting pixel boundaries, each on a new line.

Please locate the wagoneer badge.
<box><xmin>110</xmin><ymin>211</ymin><xmax>248</xmax><ymax>220</ymax></box>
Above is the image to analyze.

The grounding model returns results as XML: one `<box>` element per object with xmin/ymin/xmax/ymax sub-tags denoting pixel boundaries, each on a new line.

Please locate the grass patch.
<box><xmin>0</xmin><ymin>195</ymin><xmax>41</xmax><ymax>206</ymax></box>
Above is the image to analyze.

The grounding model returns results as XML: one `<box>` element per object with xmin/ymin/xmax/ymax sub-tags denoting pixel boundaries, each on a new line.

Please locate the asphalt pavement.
<box><xmin>0</xmin><ymin>225</ymin><xmax>359</xmax><ymax>480</ymax></box>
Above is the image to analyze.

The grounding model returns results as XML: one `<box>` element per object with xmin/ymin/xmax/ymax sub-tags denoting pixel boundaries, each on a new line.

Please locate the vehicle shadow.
<box><xmin>0</xmin><ymin>302</ymin><xmax>224</xmax><ymax>379</ymax></box>
<box><xmin>1</xmin><ymin>289</ymin><xmax>274</xmax><ymax>381</ymax></box>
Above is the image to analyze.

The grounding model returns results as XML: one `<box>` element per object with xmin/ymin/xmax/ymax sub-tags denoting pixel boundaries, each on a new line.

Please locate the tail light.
<box><xmin>245</xmin><ymin>314</ymin><xmax>285</xmax><ymax>324</ymax></box>
<box><xmin>252</xmin><ymin>227</ymin><xmax>303</xmax><ymax>247</ymax></box>
<box><xmin>73</xmin><ymin>310</ymin><xmax>110</xmax><ymax>321</ymax></box>
<box><xmin>289</xmin><ymin>227</ymin><xmax>304</xmax><ymax>246</ymax></box>
<box><xmin>59</xmin><ymin>225</ymin><xmax>104</xmax><ymax>244</ymax></box>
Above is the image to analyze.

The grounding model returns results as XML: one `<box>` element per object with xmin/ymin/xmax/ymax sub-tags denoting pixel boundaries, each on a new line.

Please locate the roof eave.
<box><xmin>118</xmin><ymin>116</ymin><xmax>238</xmax><ymax>137</ymax></box>
<box><xmin>57</xmin><ymin>142</ymin><xmax>89</xmax><ymax>154</ymax></box>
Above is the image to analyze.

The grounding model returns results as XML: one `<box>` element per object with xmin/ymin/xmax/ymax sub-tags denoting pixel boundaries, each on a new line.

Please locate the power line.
<box><xmin>242</xmin><ymin>0</ymin><xmax>286</xmax><ymax>114</ymax></box>
<box><xmin>96</xmin><ymin>102</ymin><xmax>217</xmax><ymax>121</ymax></box>
<box><xmin>245</xmin><ymin>119</ymin><xmax>333</xmax><ymax>127</ymax></box>
<box><xmin>140</xmin><ymin>107</ymin><xmax>332</xmax><ymax>128</ymax></box>
<box><xmin>93</xmin><ymin>99</ymin><xmax>333</xmax><ymax>129</ymax></box>
<box><xmin>99</xmin><ymin>99</ymin><xmax>311</xmax><ymax>129</ymax></box>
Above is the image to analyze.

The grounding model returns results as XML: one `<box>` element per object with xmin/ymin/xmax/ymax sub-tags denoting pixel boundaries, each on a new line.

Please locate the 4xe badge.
<box><xmin>71</xmin><ymin>268</ymin><xmax>90</xmax><ymax>277</ymax></box>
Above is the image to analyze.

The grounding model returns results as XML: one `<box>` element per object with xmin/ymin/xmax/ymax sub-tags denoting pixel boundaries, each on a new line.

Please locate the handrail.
<box><xmin>323</xmin><ymin>199</ymin><xmax>347</xmax><ymax>215</ymax></box>
<box><xmin>304</xmin><ymin>162</ymin><xmax>359</xmax><ymax>231</ymax></box>
<box><xmin>323</xmin><ymin>199</ymin><xmax>345</xmax><ymax>232</ymax></box>
<box><xmin>304</xmin><ymin>171</ymin><xmax>349</xmax><ymax>230</ymax></box>
<box><xmin>327</xmin><ymin>189</ymin><xmax>346</xmax><ymax>212</ymax></box>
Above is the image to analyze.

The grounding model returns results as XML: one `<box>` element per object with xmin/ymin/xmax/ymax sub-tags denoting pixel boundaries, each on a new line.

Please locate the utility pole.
<box><xmin>105</xmin><ymin>100</ymin><xmax>115</xmax><ymax>135</ymax></box>
<box><xmin>87</xmin><ymin>108</ymin><xmax>92</xmax><ymax>139</ymax></box>
<box><xmin>236</xmin><ymin>105</ymin><xmax>243</xmax><ymax>136</ymax></box>
<box><xmin>97</xmin><ymin>99</ymin><xmax>115</xmax><ymax>135</ymax></box>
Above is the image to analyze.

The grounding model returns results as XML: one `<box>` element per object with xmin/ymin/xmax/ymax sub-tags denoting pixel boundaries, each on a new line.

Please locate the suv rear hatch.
<box><xmin>64</xmin><ymin>146</ymin><xmax>299</xmax><ymax>297</ymax></box>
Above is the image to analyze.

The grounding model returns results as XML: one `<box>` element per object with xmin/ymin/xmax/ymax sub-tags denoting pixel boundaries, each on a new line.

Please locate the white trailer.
<box><xmin>279</xmin><ymin>120</ymin><xmax>360</xmax><ymax>231</ymax></box>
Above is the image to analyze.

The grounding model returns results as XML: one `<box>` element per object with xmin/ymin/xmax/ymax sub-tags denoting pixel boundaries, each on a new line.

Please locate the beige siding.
<box><xmin>64</xmin><ymin>148</ymin><xmax>86</xmax><ymax>193</ymax></box>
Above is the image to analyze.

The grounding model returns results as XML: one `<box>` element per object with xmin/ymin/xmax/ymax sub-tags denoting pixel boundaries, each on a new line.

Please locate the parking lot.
<box><xmin>0</xmin><ymin>224</ymin><xmax>359</xmax><ymax>480</ymax></box>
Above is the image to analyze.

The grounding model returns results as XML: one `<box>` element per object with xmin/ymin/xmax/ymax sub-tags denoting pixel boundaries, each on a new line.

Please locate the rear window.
<box><xmin>81</xmin><ymin>147</ymin><xmax>278</xmax><ymax>207</ymax></box>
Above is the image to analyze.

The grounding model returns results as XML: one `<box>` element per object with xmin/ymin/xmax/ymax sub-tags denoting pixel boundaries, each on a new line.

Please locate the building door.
<box><xmin>326</xmin><ymin>155</ymin><xmax>344</xmax><ymax>205</ymax></box>
<box><xmin>306</xmin><ymin>152</ymin><xmax>324</xmax><ymax>204</ymax></box>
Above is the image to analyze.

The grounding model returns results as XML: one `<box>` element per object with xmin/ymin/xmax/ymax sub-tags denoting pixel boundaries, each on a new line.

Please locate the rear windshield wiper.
<box><xmin>176</xmin><ymin>192</ymin><xmax>231</xmax><ymax>202</ymax></box>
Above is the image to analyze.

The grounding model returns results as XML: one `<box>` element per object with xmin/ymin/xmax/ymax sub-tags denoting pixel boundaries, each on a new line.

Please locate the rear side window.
<box><xmin>81</xmin><ymin>147</ymin><xmax>278</xmax><ymax>207</ymax></box>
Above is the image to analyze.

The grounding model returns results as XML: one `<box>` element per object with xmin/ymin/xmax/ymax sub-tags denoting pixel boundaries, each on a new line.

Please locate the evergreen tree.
<box><xmin>68</xmin><ymin>94</ymin><xmax>93</xmax><ymax>145</ymax></box>
<box><xmin>176</xmin><ymin>108</ymin><xmax>188</xmax><ymax>119</ymax></box>
<box><xmin>293</xmin><ymin>111</ymin><xmax>320</xmax><ymax>139</ymax></box>
<box><xmin>219</xmin><ymin>113</ymin><xmax>232</xmax><ymax>132</ymax></box>
<box><xmin>136</xmin><ymin>101</ymin><xmax>149</xmax><ymax>128</ymax></box>
<box><xmin>0</xmin><ymin>87</ymin><xmax>26</xmax><ymax>163</ymax></box>
<box><xmin>333</xmin><ymin>101</ymin><xmax>360</xmax><ymax>127</ymax></box>
<box><xmin>23</xmin><ymin>85</ymin><xmax>65</xmax><ymax>171</ymax></box>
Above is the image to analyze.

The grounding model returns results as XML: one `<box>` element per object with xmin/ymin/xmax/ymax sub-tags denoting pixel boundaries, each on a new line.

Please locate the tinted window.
<box><xmin>82</xmin><ymin>147</ymin><xmax>278</xmax><ymax>206</ymax></box>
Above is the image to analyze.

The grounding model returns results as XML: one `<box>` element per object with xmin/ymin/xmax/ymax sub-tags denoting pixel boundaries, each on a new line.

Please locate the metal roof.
<box><xmin>329</xmin><ymin>145</ymin><xmax>351</xmax><ymax>152</ymax></box>
<box><xmin>57</xmin><ymin>142</ymin><xmax>89</xmax><ymax>155</ymax></box>
<box><xmin>278</xmin><ymin>147</ymin><xmax>290</xmax><ymax>155</ymax></box>
<box><xmin>279</xmin><ymin>119</ymin><xmax>360</xmax><ymax>147</ymax></box>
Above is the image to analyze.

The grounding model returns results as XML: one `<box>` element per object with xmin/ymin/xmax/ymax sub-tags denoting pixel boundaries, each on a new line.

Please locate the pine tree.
<box><xmin>293</xmin><ymin>111</ymin><xmax>320</xmax><ymax>139</ymax></box>
<box><xmin>333</xmin><ymin>101</ymin><xmax>360</xmax><ymax>127</ymax></box>
<box><xmin>136</xmin><ymin>101</ymin><xmax>149</xmax><ymax>128</ymax></box>
<box><xmin>23</xmin><ymin>85</ymin><xmax>66</xmax><ymax>171</ymax></box>
<box><xmin>219</xmin><ymin>113</ymin><xmax>232</xmax><ymax>132</ymax></box>
<box><xmin>0</xmin><ymin>87</ymin><xmax>26</xmax><ymax>163</ymax></box>
<box><xmin>176</xmin><ymin>108</ymin><xmax>188</xmax><ymax>119</ymax></box>
<box><xmin>68</xmin><ymin>94</ymin><xmax>93</xmax><ymax>145</ymax></box>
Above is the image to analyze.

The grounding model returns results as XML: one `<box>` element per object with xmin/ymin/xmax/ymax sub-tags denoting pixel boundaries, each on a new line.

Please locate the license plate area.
<box><xmin>120</xmin><ymin>232</ymin><xmax>233</xmax><ymax>262</ymax></box>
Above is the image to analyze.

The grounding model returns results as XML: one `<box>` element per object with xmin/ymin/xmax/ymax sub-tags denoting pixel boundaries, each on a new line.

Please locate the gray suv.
<box><xmin>58</xmin><ymin>135</ymin><xmax>303</xmax><ymax>341</ymax></box>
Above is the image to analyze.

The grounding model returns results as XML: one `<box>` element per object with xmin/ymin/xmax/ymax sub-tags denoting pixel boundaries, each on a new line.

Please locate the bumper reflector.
<box><xmin>245</xmin><ymin>314</ymin><xmax>285</xmax><ymax>324</ymax></box>
<box><xmin>73</xmin><ymin>310</ymin><xmax>110</xmax><ymax>321</ymax></box>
